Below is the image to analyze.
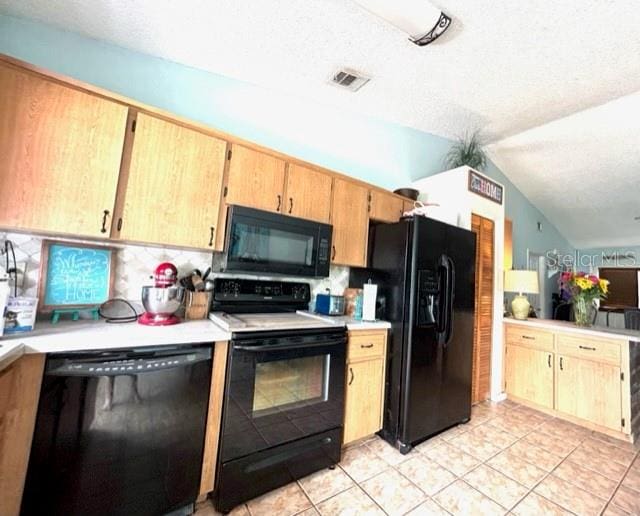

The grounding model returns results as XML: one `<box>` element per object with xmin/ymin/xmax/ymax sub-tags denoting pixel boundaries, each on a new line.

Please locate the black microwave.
<box><xmin>219</xmin><ymin>206</ymin><xmax>332</xmax><ymax>278</ymax></box>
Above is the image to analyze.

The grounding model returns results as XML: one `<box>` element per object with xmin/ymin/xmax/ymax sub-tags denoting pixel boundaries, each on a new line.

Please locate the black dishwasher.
<box><xmin>21</xmin><ymin>345</ymin><xmax>212</xmax><ymax>516</ymax></box>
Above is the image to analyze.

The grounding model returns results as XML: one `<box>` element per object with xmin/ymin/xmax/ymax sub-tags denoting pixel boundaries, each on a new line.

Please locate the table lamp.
<box><xmin>504</xmin><ymin>270</ymin><xmax>540</xmax><ymax>320</ymax></box>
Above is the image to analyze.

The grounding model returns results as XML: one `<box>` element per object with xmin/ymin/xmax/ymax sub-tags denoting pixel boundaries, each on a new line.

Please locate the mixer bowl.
<box><xmin>141</xmin><ymin>286</ymin><xmax>184</xmax><ymax>316</ymax></box>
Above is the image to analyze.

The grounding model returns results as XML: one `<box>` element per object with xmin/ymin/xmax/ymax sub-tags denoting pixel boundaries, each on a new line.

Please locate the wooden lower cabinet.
<box><xmin>504</xmin><ymin>322</ymin><xmax>631</xmax><ymax>439</ymax></box>
<box><xmin>343</xmin><ymin>330</ymin><xmax>387</xmax><ymax>445</ymax></box>
<box><xmin>344</xmin><ymin>359</ymin><xmax>385</xmax><ymax>444</ymax></box>
<box><xmin>556</xmin><ymin>354</ymin><xmax>622</xmax><ymax>431</ymax></box>
<box><xmin>0</xmin><ymin>354</ymin><xmax>45</xmax><ymax>516</ymax></box>
<box><xmin>504</xmin><ymin>344</ymin><xmax>554</xmax><ymax>409</ymax></box>
<box><xmin>198</xmin><ymin>341</ymin><xmax>229</xmax><ymax>499</ymax></box>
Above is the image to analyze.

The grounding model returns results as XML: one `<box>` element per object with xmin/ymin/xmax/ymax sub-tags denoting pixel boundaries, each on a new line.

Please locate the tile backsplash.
<box><xmin>0</xmin><ymin>231</ymin><xmax>349</xmax><ymax>310</ymax></box>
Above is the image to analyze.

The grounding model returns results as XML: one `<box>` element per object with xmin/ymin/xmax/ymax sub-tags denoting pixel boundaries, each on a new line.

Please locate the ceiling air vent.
<box><xmin>330</xmin><ymin>68</ymin><xmax>370</xmax><ymax>92</ymax></box>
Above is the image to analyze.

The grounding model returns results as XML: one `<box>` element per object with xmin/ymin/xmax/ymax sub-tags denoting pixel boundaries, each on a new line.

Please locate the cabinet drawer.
<box><xmin>504</xmin><ymin>325</ymin><xmax>554</xmax><ymax>351</ymax></box>
<box><xmin>347</xmin><ymin>331</ymin><xmax>386</xmax><ymax>361</ymax></box>
<box><xmin>556</xmin><ymin>334</ymin><xmax>620</xmax><ymax>365</ymax></box>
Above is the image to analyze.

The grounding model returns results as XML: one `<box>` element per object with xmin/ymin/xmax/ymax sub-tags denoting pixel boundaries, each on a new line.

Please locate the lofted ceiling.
<box><xmin>1</xmin><ymin>0</ymin><xmax>640</xmax><ymax>248</ymax></box>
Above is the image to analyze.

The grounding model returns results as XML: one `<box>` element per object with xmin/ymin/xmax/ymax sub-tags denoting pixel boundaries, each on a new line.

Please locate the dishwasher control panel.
<box><xmin>46</xmin><ymin>349</ymin><xmax>210</xmax><ymax>377</ymax></box>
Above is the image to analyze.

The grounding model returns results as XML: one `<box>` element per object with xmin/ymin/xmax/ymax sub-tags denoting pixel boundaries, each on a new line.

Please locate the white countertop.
<box><xmin>503</xmin><ymin>317</ymin><xmax>640</xmax><ymax>342</ymax></box>
<box><xmin>298</xmin><ymin>311</ymin><xmax>392</xmax><ymax>331</ymax></box>
<box><xmin>0</xmin><ymin>319</ymin><xmax>231</xmax><ymax>369</ymax></box>
<box><xmin>0</xmin><ymin>312</ymin><xmax>391</xmax><ymax>372</ymax></box>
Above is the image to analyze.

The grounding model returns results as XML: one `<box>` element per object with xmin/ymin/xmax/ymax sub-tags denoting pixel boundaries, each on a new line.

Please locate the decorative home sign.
<box><xmin>38</xmin><ymin>241</ymin><xmax>116</xmax><ymax>315</ymax></box>
<box><xmin>468</xmin><ymin>170</ymin><xmax>503</xmax><ymax>205</ymax></box>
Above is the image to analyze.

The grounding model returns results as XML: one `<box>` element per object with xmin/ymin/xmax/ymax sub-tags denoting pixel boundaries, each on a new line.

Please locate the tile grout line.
<box><xmin>332</xmin><ymin>456</ymin><xmax>394</xmax><ymax>516</ymax></box>
<box><xmin>600</xmin><ymin>446</ymin><xmax>640</xmax><ymax>514</ymax></box>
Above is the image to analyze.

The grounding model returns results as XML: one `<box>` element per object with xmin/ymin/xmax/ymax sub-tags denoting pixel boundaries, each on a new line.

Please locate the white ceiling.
<box><xmin>2</xmin><ymin>0</ymin><xmax>640</xmax><ymax>247</ymax></box>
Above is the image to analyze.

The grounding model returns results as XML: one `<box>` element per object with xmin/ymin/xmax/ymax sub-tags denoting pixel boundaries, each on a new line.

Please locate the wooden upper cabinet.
<box><xmin>330</xmin><ymin>178</ymin><xmax>369</xmax><ymax>267</ymax></box>
<box><xmin>113</xmin><ymin>113</ymin><xmax>227</xmax><ymax>249</ymax></box>
<box><xmin>0</xmin><ymin>64</ymin><xmax>128</xmax><ymax>237</ymax></box>
<box><xmin>369</xmin><ymin>190</ymin><xmax>404</xmax><ymax>223</ymax></box>
<box><xmin>225</xmin><ymin>145</ymin><xmax>286</xmax><ymax>213</ymax></box>
<box><xmin>284</xmin><ymin>164</ymin><xmax>332</xmax><ymax>223</ymax></box>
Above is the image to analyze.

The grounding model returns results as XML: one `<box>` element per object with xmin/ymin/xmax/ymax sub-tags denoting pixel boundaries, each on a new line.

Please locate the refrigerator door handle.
<box><xmin>438</xmin><ymin>255</ymin><xmax>455</xmax><ymax>347</ymax></box>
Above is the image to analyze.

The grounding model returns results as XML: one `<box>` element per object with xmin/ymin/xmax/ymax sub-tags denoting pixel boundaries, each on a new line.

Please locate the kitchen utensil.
<box><xmin>315</xmin><ymin>291</ymin><xmax>345</xmax><ymax>316</ymax></box>
<box><xmin>191</xmin><ymin>273</ymin><xmax>205</xmax><ymax>291</ymax></box>
<box><xmin>202</xmin><ymin>267</ymin><xmax>211</xmax><ymax>281</ymax></box>
<box><xmin>204</xmin><ymin>279</ymin><xmax>215</xmax><ymax>291</ymax></box>
<box><xmin>138</xmin><ymin>286</ymin><xmax>184</xmax><ymax>326</ymax></box>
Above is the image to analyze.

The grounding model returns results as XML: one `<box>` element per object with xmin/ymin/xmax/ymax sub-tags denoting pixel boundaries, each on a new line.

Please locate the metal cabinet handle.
<box><xmin>548</xmin><ymin>354</ymin><xmax>551</xmax><ymax>368</ymax></box>
<box><xmin>208</xmin><ymin>226</ymin><xmax>215</xmax><ymax>247</ymax></box>
<box><xmin>100</xmin><ymin>210</ymin><xmax>109</xmax><ymax>233</ymax></box>
<box><xmin>288</xmin><ymin>197</ymin><xmax>293</xmax><ymax>214</ymax></box>
<box><xmin>522</xmin><ymin>335</ymin><xmax>535</xmax><ymax>340</ymax></box>
<box><xmin>277</xmin><ymin>195</ymin><xmax>282</xmax><ymax>211</ymax></box>
<box><xmin>117</xmin><ymin>218</ymin><xmax>123</xmax><ymax>231</ymax></box>
<box><xmin>579</xmin><ymin>345</ymin><xmax>596</xmax><ymax>351</ymax></box>
<box><xmin>348</xmin><ymin>367</ymin><xmax>354</xmax><ymax>386</ymax></box>
<box><xmin>361</xmin><ymin>344</ymin><xmax>374</xmax><ymax>349</ymax></box>
<box><xmin>331</xmin><ymin>245</ymin><xmax>336</xmax><ymax>261</ymax></box>
<box><xmin>559</xmin><ymin>356</ymin><xmax>564</xmax><ymax>371</ymax></box>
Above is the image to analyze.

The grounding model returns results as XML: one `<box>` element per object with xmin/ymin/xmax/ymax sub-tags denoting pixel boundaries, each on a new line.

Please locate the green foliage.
<box><xmin>444</xmin><ymin>132</ymin><xmax>487</xmax><ymax>171</ymax></box>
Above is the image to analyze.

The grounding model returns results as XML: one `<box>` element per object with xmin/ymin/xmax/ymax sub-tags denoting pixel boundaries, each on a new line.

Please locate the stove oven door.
<box><xmin>220</xmin><ymin>328</ymin><xmax>346</xmax><ymax>463</ymax></box>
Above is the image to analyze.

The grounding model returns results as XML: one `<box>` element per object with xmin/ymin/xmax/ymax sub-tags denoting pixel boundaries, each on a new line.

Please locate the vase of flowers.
<box><xmin>559</xmin><ymin>272</ymin><xmax>609</xmax><ymax>327</ymax></box>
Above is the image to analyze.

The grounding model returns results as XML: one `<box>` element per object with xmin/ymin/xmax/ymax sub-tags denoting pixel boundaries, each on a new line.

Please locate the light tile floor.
<box><xmin>195</xmin><ymin>400</ymin><xmax>640</xmax><ymax>515</ymax></box>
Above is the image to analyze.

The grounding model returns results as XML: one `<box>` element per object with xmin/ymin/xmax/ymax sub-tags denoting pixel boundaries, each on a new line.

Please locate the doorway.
<box><xmin>526</xmin><ymin>251</ymin><xmax>548</xmax><ymax>318</ymax></box>
<box><xmin>471</xmin><ymin>213</ymin><xmax>495</xmax><ymax>404</ymax></box>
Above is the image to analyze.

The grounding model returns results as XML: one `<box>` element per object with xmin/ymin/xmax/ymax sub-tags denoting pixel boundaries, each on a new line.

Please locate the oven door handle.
<box><xmin>234</xmin><ymin>340</ymin><xmax>345</xmax><ymax>352</ymax></box>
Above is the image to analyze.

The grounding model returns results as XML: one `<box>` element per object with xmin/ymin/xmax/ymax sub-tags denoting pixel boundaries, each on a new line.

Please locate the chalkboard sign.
<box><xmin>39</xmin><ymin>241</ymin><xmax>116</xmax><ymax>311</ymax></box>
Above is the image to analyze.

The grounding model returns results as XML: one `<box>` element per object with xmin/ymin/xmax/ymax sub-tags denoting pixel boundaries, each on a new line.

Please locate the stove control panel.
<box><xmin>213</xmin><ymin>278</ymin><xmax>311</xmax><ymax>305</ymax></box>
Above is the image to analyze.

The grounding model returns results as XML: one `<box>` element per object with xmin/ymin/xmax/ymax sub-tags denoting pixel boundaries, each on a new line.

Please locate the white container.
<box><xmin>362</xmin><ymin>282</ymin><xmax>378</xmax><ymax>322</ymax></box>
<box><xmin>0</xmin><ymin>267</ymin><xmax>9</xmax><ymax>337</ymax></box>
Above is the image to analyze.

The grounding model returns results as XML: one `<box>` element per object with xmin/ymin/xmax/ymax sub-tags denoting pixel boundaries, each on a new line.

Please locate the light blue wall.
<box><xmin>0</xmin><ymin>13</ymin><xmax>572</xmax><ymax>270</ymax></box>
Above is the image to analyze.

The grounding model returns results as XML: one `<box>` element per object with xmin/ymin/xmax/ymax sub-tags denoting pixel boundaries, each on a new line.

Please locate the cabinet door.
<box><xmin>504</xmin><ymin>344</ymin><xmax>554</xmax><ymax>409</ymax></box>
<box><xmin>344</xmin><ymin>358</ymin><xmax>384</xmax><ymax>444</ymax></box>
<box><xmin>369</xmin><ymin>191</ymin><xmax>404</xmax><ymax>223</ymax></box>
<box><xmin>0</xmin><ymin>65</ymin><xmax>127</xmax><ymax>237</ymax></box>
<box><xmin>226</xmin><ymin>145</ymin><xmax>286</xmax><ymax>213</ymax></box>
<box><xmin>0</xmin><ymin>354</ymin><xmax>45</xmax><ymax>516</ymax></box>
<box><xmin>556</xmin><ymin>355</ymin><xmax>622</xmax><ymax>431</ymax></box>
<box><xmin>330</xmin><ymin>178</ymin><xmax>369</xmax><ymax>267</ymax></box>
<box><xmin>284</xmin><ymin>164</ymin><xmax>332</xmax><ymax>223</ymax></box>
<box><xmin>115</xmin><ymin>113</ymin><xmax>227</xmax><ymax>249</ymax></box>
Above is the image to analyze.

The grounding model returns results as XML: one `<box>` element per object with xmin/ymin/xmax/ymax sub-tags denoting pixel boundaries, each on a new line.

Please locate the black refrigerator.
<box><xmin>350</xmin><ymin>216</ymin><xmax>476</xmax><ymax>453</ymax></box>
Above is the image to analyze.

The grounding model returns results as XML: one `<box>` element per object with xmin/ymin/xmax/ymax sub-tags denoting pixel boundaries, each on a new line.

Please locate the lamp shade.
<box><xmin>504</xmin><ymin>270</ymin><xmax>539</xmax><ymax>294</ymax></box>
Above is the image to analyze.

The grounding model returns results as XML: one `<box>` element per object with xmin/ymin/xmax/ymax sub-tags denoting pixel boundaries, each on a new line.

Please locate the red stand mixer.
<box><xmin>138</xmin><ymin>262</ymin><xmax>185</xmax><ymax>326</ymax></box>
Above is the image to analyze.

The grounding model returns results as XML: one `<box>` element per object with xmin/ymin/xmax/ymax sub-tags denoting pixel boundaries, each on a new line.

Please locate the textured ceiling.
<box><xmin>487</xmin><ymin>92</ymin><xmax>640</xmax><ymax>249</ymax></box>
<box><xmin>1</xmin><ymin>0</ymin><xmax>640</xmax><ymax>248</ymax></box>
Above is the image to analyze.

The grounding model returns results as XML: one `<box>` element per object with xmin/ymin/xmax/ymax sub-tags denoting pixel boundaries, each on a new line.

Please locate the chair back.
<box><xmin>624</xmin><ymin>309</ymin><xmax>640</xmax><ymax>330</ymax></box>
